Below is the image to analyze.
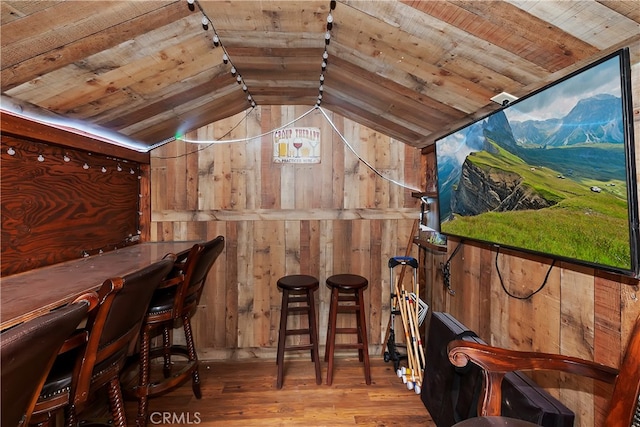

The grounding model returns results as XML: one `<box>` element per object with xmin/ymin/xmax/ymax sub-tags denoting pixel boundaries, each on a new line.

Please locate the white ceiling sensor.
<box><xmin>491</xmin><ymin>92</ymin><xmax>518</xmax><ymax>106</ymax></box>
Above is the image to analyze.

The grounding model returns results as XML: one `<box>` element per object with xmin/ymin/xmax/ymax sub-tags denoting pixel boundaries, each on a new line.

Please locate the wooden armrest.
<box><xmin>447</xmin><ymin>340</ymin><xmax>618</xmax><ymax>416</ymax></box>
<box><xmin>71</xmin><ymin>291</ymin><xmax>99</xmax><ymax>312</ymax></box>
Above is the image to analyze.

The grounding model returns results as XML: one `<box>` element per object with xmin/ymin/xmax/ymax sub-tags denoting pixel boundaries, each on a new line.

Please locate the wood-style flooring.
<box><xmin>88</xmin><ymin>357</ymin><xmax>435</xmax><ymax>426</ymax></box>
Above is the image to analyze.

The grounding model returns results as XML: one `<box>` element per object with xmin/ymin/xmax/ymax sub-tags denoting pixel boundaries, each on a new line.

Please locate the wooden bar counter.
<box><xmin>0</xmin><ymin>241</ymin><xmax>199</xmax><ymax>331</ymax></box>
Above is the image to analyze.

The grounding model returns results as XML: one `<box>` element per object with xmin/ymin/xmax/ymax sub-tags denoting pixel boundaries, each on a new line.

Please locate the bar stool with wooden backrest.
<box><xmin>1</xmin><ymin>292</ymin><xmax>96</xmax><ymax>427</ymax></box>
<box><xmin>30</xmin><ymin>255</ymin><xmax>176</xmax><ymax>427</ymax></box>
<box><xmin>276</xmin><ymin>274</ymin><xmax>322</xmax><ymax>389</ymax></box>
<box><xmin>131</xmin><ymin>236</ymin><xmax>225</xmax><ymax>427</ymax></box>
<box><xmin>447</xmin><ymin>312</ymin><xmax>640</xmax><ymax>427</ymax></box>
<box><xmin>324</xmin><ymin>274</ymin><xmax>371</xmax><ymax>386</ymax></box>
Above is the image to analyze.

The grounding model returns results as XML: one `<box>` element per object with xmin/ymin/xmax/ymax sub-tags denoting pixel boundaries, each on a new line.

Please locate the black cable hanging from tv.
<box><xmin>494</xmin><ymin>246</ymin><xmax>555</xmax><ymax>300</ymax></box>
<box><xmin>440</xmin><ymin>239</ymin><xmax>464</xmax><ymax>295</ymax></box>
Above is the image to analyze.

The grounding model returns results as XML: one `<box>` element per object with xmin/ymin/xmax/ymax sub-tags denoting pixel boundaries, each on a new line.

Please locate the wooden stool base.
<box><xmin>324</xmin><ymin>274</ymin><xmax>371</xmax><ymax>385</ymax></box>
<box><xmin>276</xmin><ymin>275</ymin><xmax>321</xmax><ymax>389</ymax></box>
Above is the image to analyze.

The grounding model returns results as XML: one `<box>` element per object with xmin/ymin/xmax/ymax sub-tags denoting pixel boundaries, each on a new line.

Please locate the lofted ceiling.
<box><xmin>1</xmin><ymin>0</ymin><xmax>639</xmax><ymax>152</ymax></box>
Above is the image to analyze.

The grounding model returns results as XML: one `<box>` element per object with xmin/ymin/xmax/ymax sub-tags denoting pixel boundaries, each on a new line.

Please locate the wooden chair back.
<box><xmin>448</xmin><ymin>314</ymin><xmax>640</xmax><ymax>426</ymax></box>
<box><xmin>605</xmin><ymin>313</ymin><xmax>640</xmax><ymax>426</ymax></box>
<box><xmin>172</xmin><ymin>236</ymin><xmax>225</xmax><ymax>319</ymax></box>
<box><xmin>1</xmin><ymin>292</ymin><xmax>96</xmax><ymax>427</ymax></box>
<box><xmin>71</xmin><ymin>256</ymin><xmax>176</xmax><ymax>412</ymax></box>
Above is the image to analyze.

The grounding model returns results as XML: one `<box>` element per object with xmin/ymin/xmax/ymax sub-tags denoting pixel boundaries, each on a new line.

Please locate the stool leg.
<box><xmin>182</xmin><ymin>315</ymin><xmax>202</xmax><ymax>398</ymax></box>
<box><xmin>356</xmin><ymin>289</ymin><xmax>371</xmax><ymax>385</ymax></box>
<box><xmin>307</xmin><ymin>288</ymin><xmax>322</xmax><ymax>385</ymax></box>
<box><xmin>136</xmin><ymin>325</ymin><xmax>151</xmax><ymax>427</ymax></box>
<box><xmin>325</xmin><ymin>288</ymin><xmax>339</xmax><ymax>385</ymax></box>
<box><xmin>355</xmin><ymin>291</ymin><xmax>364</xmax><ymax>363</ymax></box>
<box><xmin>276</xmin><ymin>289</ymin><xmax>289</xmax><ymax>389</ymax></box>
<box><xmin>162</xmin><ymin>326</ymin><xmax>171</xmax><ymax>378</ymax></box>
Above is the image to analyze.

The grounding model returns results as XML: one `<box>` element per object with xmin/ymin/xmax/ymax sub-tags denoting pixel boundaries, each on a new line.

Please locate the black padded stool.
<box><xmin>276</xmin><ymin>274</ymin><xmax>322</xmax><ymax>389</ymax></box>
<box><xmin>324</xmin><ymin>274</ymin><xmax>371</xmax><ymax>385</ymax></box>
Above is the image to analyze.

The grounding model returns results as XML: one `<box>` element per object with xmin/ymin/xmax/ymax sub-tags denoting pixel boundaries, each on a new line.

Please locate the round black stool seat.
<box><xmin>324</xmin><ymin>274</ymin><xmax>371</xmax><ymax>385</ymax></box>
<box><xmin>326</xmin><ymin>274</ymin><xmax>368</xmax><ymax>290</ymax></box>
<box><xmin>277</xmin><ymin>274</ymin><xmax>319</xmax><ymax>292</ymax></box>
<box><xmin>276</xmin><ymin>274</ymin><xmax>321</xmax><ymax>389</ymax></box>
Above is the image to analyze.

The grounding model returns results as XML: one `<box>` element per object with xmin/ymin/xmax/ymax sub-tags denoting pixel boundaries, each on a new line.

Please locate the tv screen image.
<box><xmin>435</xmin><ymin>49</ymin><xmax>639</xmax><ymax>277</ymax></box>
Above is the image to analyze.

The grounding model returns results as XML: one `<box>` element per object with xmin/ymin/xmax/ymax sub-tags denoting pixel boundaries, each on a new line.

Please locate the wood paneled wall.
<box><xmin>0</xmin><ymin>133</ymin><xmax>142</xmax><ymax>276</ymax></box>
<box><xmin>150</xmin><ymin>106</ymin><xmax>423</xmax><ymax>358</ymax></box>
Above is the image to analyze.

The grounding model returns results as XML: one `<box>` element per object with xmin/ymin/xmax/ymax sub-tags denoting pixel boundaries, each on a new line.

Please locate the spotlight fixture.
<box><xmin>187</xmin><ymin>0</ymin><xmax>195</xmax><ymax>11</ymax></box>
<box><xmin>213</xmin><ymin>34</ymin><xmax>220</xmax><ymax>47</ymax></box>
<box><xmin>324</xmin><ymin>31</ymin><xmax>331</xmax><ymax>45</ymax></box>
<box><xmin>222</xmin><ymin>53</ymin><xmax>229</xmax><ymax>64</ymax></box>
<box><xmin>330</xmin><ymin>0</ymin><xmax>336</xmax><ymax>10</ymax></box>
<box><xmin>201</xmin><ymin>16</ymin><xmax>209</xmax><ymax>30</ymax></box>
<box><xmin>231</xmin><ymin>66</ymin><xmax>237</xmax><ymax>76</ymax></box>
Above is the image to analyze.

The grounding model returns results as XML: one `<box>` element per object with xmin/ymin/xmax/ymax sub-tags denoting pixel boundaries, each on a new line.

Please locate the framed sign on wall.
<box><xmin>273</xmin><ymin>127</ymin><xmax>321</xmax><ymax>164</ymax></box>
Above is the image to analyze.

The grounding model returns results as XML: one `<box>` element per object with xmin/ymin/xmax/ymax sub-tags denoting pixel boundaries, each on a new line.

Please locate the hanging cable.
<box><xmin>178</xmin><ymin>106</ymin><xmax>317</xmax><ymax>144</ymax></box>
<box><xmin>172</xmin><ymin>105</ymin><xmax>420</xmax><ymax>191</ymax></box>
<box><xmin>440</xmin><ymin>239</ymin><xmax>464</xmax><ymax>295</ymax></box>
<box><xmin>155</xmin><ymin>109</ymin><xmax>256</xmax><ymax>159</ymax></box>
<box><xmin>495</xmin><ymin>246</ymin><xmax>555</xmax><ymax>300</ymax></box>
<box><xmin>317</xmin><ymin>106</ymin><xmax>421</xmax><ymax>192</ymax></box>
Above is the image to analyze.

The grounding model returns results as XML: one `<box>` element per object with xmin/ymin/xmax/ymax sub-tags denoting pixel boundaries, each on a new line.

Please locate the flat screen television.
<box><xmin>435</xmin><ymin>48</ymin><xmax>639</xmax><ymax>277</ymax></box>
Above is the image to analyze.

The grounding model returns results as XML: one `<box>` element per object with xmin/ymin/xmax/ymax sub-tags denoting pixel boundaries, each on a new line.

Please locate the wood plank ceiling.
<box><xmin>1</xmin><ymin>1</ymin><xmax>638</xmax><ymax>151</ymax></box>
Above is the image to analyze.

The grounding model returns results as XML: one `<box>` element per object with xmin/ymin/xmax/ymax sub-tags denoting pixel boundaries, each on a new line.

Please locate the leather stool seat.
<box><xmin>147</xmin><ymin>288</ymin><xmax>197</xmax><ymax>314</ymax></box>
<box><xmin>324</xmin><ymin>274</ymin><xmax>371</xmax><ymax>385</ymax></box>
<box><xmin>276</xmin><ymin>275</ymin><xmax>322</xmax><ymax>389</ymax></box>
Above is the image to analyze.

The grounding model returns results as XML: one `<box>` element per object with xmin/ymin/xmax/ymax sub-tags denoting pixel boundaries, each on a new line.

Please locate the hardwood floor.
<box><xmin>103</xmin><ymin>357</ymin><xmax>435</xmax><ymax>426</ymax></box>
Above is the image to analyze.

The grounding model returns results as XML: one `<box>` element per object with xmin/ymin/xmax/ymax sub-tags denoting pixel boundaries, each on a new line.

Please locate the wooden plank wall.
<box><xmin>149</xmin><ymin>105</ymin><xmax>423</xmax><ymax>359</ymax></box>
<box><xmin>420</xmin><ymin>42</ymin><xmax>640</xmax><ymax>427</ymax></box>
<box><xmin>0</xmin><ymin>136</ymin><xmax>142</xmax><ymax>276</ymax></box>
